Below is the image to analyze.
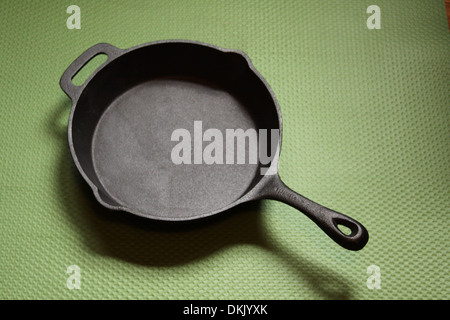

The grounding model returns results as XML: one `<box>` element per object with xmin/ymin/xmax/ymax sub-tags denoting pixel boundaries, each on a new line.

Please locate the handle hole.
<box><xmin>71</xmin><ymin>53</ymin><xmax>107</xmax><ymax>86</ymax></box>
<box><xmin>337</xmin><ymin>224</ymin><xmax>352</xmax><ymax>236</ymax></box>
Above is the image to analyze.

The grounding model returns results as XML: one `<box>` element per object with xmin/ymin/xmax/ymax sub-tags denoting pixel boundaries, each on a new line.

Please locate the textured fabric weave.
<box><xmin>1</xmin><ymin>0</ymin><xmax>449</xmax><ymax>299</ymax></box>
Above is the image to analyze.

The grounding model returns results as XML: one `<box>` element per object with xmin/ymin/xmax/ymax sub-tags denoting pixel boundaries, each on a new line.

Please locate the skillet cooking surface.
<box><xmin>92</xmin><ymin>78</ymin><xmax>264</xmax><ymax>218</ymax></box>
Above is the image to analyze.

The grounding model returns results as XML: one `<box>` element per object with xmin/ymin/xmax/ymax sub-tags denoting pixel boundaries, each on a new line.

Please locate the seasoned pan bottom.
<box><xmin>92</xmin><ymin>78</ymin><xmax>260</xmax><ymax>218</ymax></box>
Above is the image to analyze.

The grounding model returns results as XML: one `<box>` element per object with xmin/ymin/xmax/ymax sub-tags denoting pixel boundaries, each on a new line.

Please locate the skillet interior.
<box><xmin>71</xmin><ymin>43</ymin><xmax>280</xmax><ymax>219</ymax></box>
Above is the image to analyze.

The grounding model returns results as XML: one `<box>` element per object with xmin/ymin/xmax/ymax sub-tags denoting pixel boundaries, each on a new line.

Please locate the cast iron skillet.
<box><xmin>60</xmin><ymin>40</ymin><xmax>369</xmax><ymax>250</ymax></box>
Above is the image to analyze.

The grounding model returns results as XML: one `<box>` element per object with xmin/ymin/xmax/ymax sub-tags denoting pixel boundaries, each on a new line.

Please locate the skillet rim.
<box><xmin>64</xmin><ymin>40</ymin><xmax>284</xmax><ymax>220</ymax></box>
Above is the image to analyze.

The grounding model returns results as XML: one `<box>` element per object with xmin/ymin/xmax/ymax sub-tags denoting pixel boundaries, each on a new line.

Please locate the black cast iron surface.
<box><xmin>60</xmin><ymin>40</ymin><xmax>369</xmax><ymax>250</ymax></box>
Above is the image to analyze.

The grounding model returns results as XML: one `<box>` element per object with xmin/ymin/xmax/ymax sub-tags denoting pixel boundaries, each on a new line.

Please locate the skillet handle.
<box><xmin>261</xmin><ymin>175</ymin><xmax>369</xmax><ymax>251</ymax></box>
<box><xmin>60</xmin><ymin>43</ymin><xmax>122</xmax><ymax>101</ymax></box>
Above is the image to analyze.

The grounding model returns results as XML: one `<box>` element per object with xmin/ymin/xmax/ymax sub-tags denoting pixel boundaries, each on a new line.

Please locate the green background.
<box><xmin>1</xmin><ymin>0</ymin><xmax>449</xmax><ymax>300</ymax></box>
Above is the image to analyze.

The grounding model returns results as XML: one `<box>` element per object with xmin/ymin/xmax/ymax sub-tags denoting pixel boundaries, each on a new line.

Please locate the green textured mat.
<box><xmin>1</xmin><ymin>0</ymin><xmax>449</xmax><ymax>300</ymax></box>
